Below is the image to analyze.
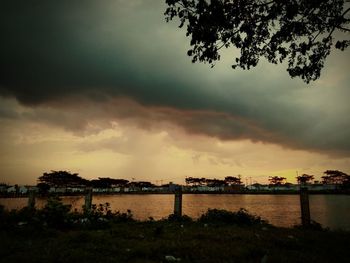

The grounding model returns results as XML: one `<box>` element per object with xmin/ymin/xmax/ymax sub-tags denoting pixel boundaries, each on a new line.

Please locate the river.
<box><xmin>1</xmin><ymin>194</ymin><xmax>349</xmax><ymax>230</ymax></box>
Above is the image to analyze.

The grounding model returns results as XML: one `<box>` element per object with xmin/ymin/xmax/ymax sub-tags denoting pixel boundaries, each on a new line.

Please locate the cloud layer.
<box><xmin>1</xmin><ymin>0</ymin><xmax>350</xmax><ymax>156</ymax></box>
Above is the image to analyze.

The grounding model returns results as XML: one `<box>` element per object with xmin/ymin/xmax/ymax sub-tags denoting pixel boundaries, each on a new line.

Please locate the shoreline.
<box><xmin>1</xmin><ymin>190</ymin><xmax>349</xmax><ymax>198</ymax></box>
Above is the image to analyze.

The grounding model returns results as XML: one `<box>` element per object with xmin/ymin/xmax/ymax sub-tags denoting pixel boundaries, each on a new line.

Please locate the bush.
<box><xmin>0</xmin><ymin>205</ymin><xmax>40</xmax><ymax>229</ymax></box>
<box><xmin>0</xmin><ymin>205</ymin><xmax>7</xmax><ymax>228</ymax></box>
<box><xmin>84</xmin><ymin>203</ymin><xmax>135</xmax><ymax>224</ymax></box>
<box><xmin>38</xmin><ymin>196</ymin><xmax>72</xmax><ymax>228</ymax></box>
<box><xmin>166</xmin><ymin>213</ymin><xmax>193</xmax><ymax>223</ymax></box>
<box><xmin>198</xmin><ymin>208</ymin><xmax>267</xmax><ymax>226</ymax></box>
<box><xmin>1</xmin><ymin>198</ymin><xmax>137</xmax><ymax>230</ymax></box>
<box><xmin>110</xmin><ymin>209</ymin><xmax>135</xmax><ymax>223</ymax></box>
<box><xmin>84</xmin><ymin>203</ymin><xmax>112</xmax><ymax>219</ymax></box>
<box><xmin>294</xmin><ymin>220</ymin><xmax>327</xmax><ymax>231</ymax></box>
<box><xmin>0</xmin><ymin>205</ymin><xmax>4</xmax><ymax>220</ymax></box>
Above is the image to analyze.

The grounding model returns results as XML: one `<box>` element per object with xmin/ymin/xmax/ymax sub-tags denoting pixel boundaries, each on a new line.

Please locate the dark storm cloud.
<box><xmin>0</xmin><ymin>0</ymin><xmax>203</xmax><ymax>107</ymax></box>
<box><xmin>0</xmin><ymin>0</ymin><xmax>349</xmax><ymax>155</ymax></box>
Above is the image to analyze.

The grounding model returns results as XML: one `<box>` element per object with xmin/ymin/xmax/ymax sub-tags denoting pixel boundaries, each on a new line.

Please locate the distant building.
<box><xmin>66</xmin><ymin>187</ymin><xmax>84</xmax><ymax>193</ymax></box>
<box><xmin>92</xmin><ymin>188</ymin><xmax>109</xmax><ymax>193</ymax></box>
<box><xmin>189</xmin><ymin>185</ymin><xmax>225</xmax><ymax>192</ymax></box>
<box><xmin>7</xmin><ymin>186</ymin><xmax>16</xmax><ymax>193</ymax></box>
<box><xmin>309</xmin><ymin>184</ymin><xmax>337</xmax><ymax>191</ymax></box>
<box><xmin>19</xmin><ymin>186</ymin><xmax>28</xmax><ymax>194</ymax></box>
<box><xmin>0</xmin><ymin>184</ymin><xmax>8</xmax><ymax>193</ymax></box>
<box><xmin>112</xmin><ymin>187</ymin><xmax>121</xmax><ymax>193</ymax></box>
<box><xmin>246</xmin><ymin>183</ymin><xmax>270</xmax><ymax>191</ymax></box>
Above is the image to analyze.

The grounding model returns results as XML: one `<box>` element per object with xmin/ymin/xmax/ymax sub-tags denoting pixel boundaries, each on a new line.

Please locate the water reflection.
<box><xmin>183</xmin><ymin>194</ymin><xmax>301</xmax><ymax>227</ymax></box>
<box><xmin>310</xmin><ymin>195</ymin><xmax>350</xmax><ymax>230</ymax></box>
<box><xmin>1</xmin><ymin>194</ymin><xmax>349</xmax><ymax>230</ymax></box>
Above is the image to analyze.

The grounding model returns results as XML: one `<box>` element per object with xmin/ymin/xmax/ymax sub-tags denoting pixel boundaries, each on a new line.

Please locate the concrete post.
<box><xmin>84</xmin><ymin>188</ymin><xmax>93</xmax><ymax>212</ymax></box>
<box><xmin>300</xmin><ymin>186</ymin><xmax>310</xmax><ymax>227</ymax></box>
<box><xmin>27</xmin><ymin>189</ymin><xmax>36</xmax><ymax>209</ymax></box>
<box><xmin>174</xmin><ymin>187</ymin><xmax>182</xmax><ymax>217</ymax></box>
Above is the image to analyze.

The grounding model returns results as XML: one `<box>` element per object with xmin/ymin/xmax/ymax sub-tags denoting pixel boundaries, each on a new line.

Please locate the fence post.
<box><xmin>84</xmin><ymin>188</ymin><xmax>93</xmax><ymax>212</ymax></box>
<box><xmin>300</xmin><ymin>186</ymin><xmax>310</xmax><ymax>227</ymax></box>
<box><xmin>174</xmin><ymin>187</ymin><xmax>182</xmax><ymax>217</ymax></box>
<box><xmin>27</xmin><ymin>189</ymin><xmax>36</xmax><ymax>209</ymax></box>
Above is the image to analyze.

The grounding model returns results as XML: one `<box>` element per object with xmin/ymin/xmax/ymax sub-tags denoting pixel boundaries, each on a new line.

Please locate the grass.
<box><xmin>1</xmin><ymin>220</ymin><xmax>350</xmax><ymax>262</ymax></box>
<box><xmin>0</xmin><ymin>221</ymin><xmax>350</xmax><ymax>263</ymax></box>
<box><xmin>0</xmin><ymin>200</ymin><xmax>349</xmax><ymax>263</ymax></box>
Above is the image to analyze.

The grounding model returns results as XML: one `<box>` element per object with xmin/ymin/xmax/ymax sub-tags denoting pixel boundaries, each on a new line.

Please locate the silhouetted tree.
<box><xmin>14</xmin><ymin>184</ymin><xmax>19</xmax><ymax>195</ymax></box>
<box><xmin>37</xmin><ymin>182</ymin><xmax>50</xmax><ymax>195</ymax></box>
<box><xmin>165</xmin><ymin>0</ymin><xmax>350</xmax><ymax>83</ymax></box>
<box><xmin>224</xmin><ymin>176</ymin><xmax>242</xmax><ymax>185</ymax></box>
<box><xmin>38</xmin><ymin>170</ymin><xmax>88</xmax><ymax>188</ymax></box>
<box><xmin>113</xmin><ymin>179</ymin><xmax>130</xmax><ymax>186</ymax></box>
<box><xmin>296</xmin><ymin>174</ymin><xmax>314</xmax><ymax>184</ymax></box>
<box><xmin>129</xmin><ymin>181</ymin><xmax>155</xmax><ymax>188</ymax></box>
<box><xmin>185</xmin><ymin>177</ymin><xmax>207</xmax><ymax>186</ymax></box>
<box><xmin>344</xmin><ymin>175</ymin><xmax>350</xmax><ymax>189</ymax></box>
<box><xmin>205</xmin><ymin>178</ymin><xmax>226</xmax><ymax>187</ymax></box>
<box><xmin>268</xmin><ymin>176</ymin><xmax>286</xmax><ymax>185</ymax></box>
<box><xmin>90</xmin><ymin>178</ymin><xmax>130</xmax><ymax>188</ymax></box>
<box><xmin>90</xmin><ymin>179</ymin><xmax>110</xmax><ymax>189</ymax></box>
<box><xmin>185</xmin><ymin>177</ymin><xmax>196</xmax><ymax>185</ymax></box>
<box><xmin>322</xmin><ymin>170</ymin><xmax>349</xmax><ymax>185</ymax></box>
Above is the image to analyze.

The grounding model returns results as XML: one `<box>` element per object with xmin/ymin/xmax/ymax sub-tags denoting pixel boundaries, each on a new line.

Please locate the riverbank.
<box><xmin>1</xmin><ymin>199</ymin><xmax>350</xmax><ymax>263</ymax></box>
<box><xmin>1</xmin><ymin>221</ymin><xmax>349</xmax><ymax>263</ymax></box>
<box><xmin>2</xmin><ymin>194</ymin><xmax>350</xmax><ymax>230</ymax></box>
<box><xmin>1</xmin><ymin>190</ymin><xmax>349</xmax><ymax>198</ymax></box>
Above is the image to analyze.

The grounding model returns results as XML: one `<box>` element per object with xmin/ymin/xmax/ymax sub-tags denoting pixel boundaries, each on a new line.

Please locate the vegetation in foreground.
<box><xmin>0</xmin><ymin>198</ymin><xmax>349</xmax><ymax>263</ymax></box>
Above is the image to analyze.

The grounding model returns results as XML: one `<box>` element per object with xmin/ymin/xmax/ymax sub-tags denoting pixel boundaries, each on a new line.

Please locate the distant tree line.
<box><xmin>295</xmin><ymin>170</ymin><xmax>350</xmax><ymax>186</ymax></box>
<box><xmin>268</xmin><ymin>176</ymin><xmax>287</xmax><ymax>186</ymax></box>
<box><xmin>269</xmin><ymin>170</ymin><xmax>350</xmax><ymax>189</ymax></box>
<box><xmin>36</xmin><ymin>170</ymin><xmax>155</xmax><ymax>193</ymax></box>
<box><xmin>321</xmin><ymin>170</ymin><xmax>350</xmax><ymax>187</ymax></box>
<box><xmin>185</xmin><ymin>176</ymin><xmax>242</xmax><ymax>187</ymax></box>
<box><xmin>36</xmin><ymin>169</ymin><xmax>350</xmax><ymax>194</ymax></box>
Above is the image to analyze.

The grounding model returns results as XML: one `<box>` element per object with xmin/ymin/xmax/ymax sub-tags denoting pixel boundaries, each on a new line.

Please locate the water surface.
<box><xmin>1</xmin><ymin>194</ymin><xmax>349</xmax><ymax>230</ymax></box>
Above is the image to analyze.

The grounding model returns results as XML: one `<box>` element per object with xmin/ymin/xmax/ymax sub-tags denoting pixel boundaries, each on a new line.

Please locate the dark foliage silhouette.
<box><xmin>165</xmin><ymin>0</ymin><xmax>350</xmax><ymax>82</ymax></box>
<box><xmin>198</xmin><ymin>208</ymin><xmax>267</xmax><ymax>225</ymax></box>
<box><xmin>322</xmin><ymin>170</ymin><xmax>350</xmax><ymax>186</ymax></box>
<box><xmin>185</xmin><ymin>177</ymin><xmax>207</xmax><ymax>186</ymax></box>
<box><xmin>296</xmin><ymin>174</ymin><xmax>314</xmax><ymax>184</ymax></box>
<box><xmin>38</xmin><ymin>170</ymin><xmax>88</xmax><ymax>188</ymax></box>
<box><xmin>224</xmin><ymin>176</ymin><xmax>242</xmax><ymax>185</ymax></box>
<box><xmin>90</xmin><ymin>178</ymin><xmax>129</xmax><ymax>188</ymax></box>
<box><xmin>36</xmin><ymin>182</ymin><xmax>50</xmax><ymax>195</ymax></box>
<box><xmin>268</xmin><ymin>176</ymin><xmax>286</xmax><ymax>185</ymax></box>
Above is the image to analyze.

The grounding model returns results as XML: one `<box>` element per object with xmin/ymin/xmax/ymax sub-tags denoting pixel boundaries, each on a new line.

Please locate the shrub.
<box><xmin>0</xmin><ymin>205</ymin><xmax>40</xmax><ymax>229</ymax></box>
<box><xmin>166</xmin><ymin>213</ymin><xmax>193</xmax><ymax>223</ymax></box>
<box><xmin>294</xmin><ymin>220</ymin><xmax>327</xmax><ymax>231</ymax></box>
<box><xmin>109</xmin><ymin>209</ymin><xmax>135</xmax><ymax>223</ymax></box>
<box><xmin>84</xmin><ymin>203</ymin><xmax>135</xmax><ymax>224</ymax></box>
<box><xmin>198</xmin><ymin>208</ymin><xmax>267</xmax><ymax>226</ymax></box>
<box><xmin>84</xmin><ymin>202</ymin><xmax>111</xmax><ymax>219</ymax></box>
<box><xmin>0</xmin><ymin>205</ymin><xmax>4</xmax><ymax>219</ymax></box>
<box><xmin>38</xmin><ymin>196</ymin><xmax>72</xmax><ymax>228</ymax></box>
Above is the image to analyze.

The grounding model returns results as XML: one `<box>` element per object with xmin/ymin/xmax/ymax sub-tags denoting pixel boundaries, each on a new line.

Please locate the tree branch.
<box><xmin>336</xmin><ymin>25</ymin><xmax>350</xmax><ymax>31</ymax></box>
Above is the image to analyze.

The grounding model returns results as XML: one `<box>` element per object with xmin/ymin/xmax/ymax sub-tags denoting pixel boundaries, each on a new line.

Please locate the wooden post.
<box><xmin>174</xmin><ymin>187</ymin><xmax>182</xmax><ymax>217</ymax></box>
<box><xmin>27</xmin><ymin>189</ymin><xmax>36</xmax><ymax>209</ymax></box>
<box><xmin>300</xmin><ymin>186</ymin><xmax>310</xmax><ymax>227</ymax></box>
<box><xmin>84</xmin><ymin>188</ymin><xmax>93</xmax><ymax>212</ymax></box>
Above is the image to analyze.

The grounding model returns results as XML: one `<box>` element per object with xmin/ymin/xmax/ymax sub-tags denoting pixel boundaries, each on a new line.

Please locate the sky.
<box><xmin>0</xmin><ymin>0</ymin><xmax>350</xmax><ymax>185</ymax></box>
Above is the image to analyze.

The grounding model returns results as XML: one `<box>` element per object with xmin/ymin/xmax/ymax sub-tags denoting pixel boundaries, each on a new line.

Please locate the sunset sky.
<box><xmin>1</xmin><ymin>0</ymin><xmax>349</xmax><ymax>185</ymax></box>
